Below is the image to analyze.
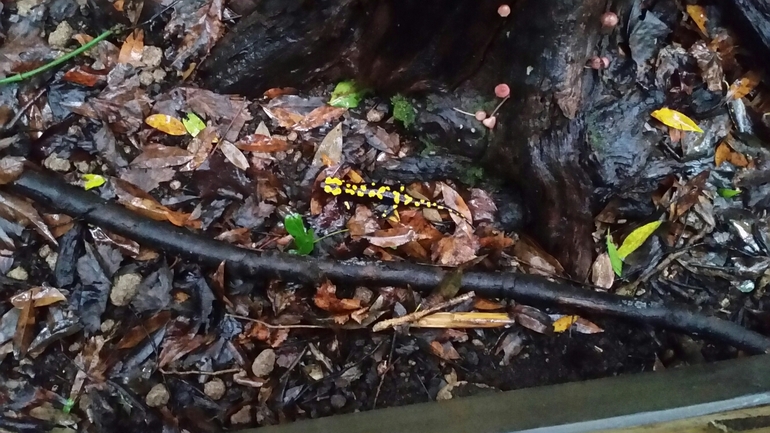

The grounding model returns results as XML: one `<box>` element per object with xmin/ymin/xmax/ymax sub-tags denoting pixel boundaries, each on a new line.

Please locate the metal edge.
<box><xmin>241</xmin><ymin>354</ymin><xmax>770</xmax><ymax>433</ymax></box>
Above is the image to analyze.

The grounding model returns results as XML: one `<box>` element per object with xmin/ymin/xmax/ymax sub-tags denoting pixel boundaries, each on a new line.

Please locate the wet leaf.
<box><xmin>62</xmin><ymin>66</ymin><xmax>108</xmax><ymax>87</ymax></box>
<box><xmin>674</xmin><ymin>171</ymin><xmax>709</xmax><ymax>218</ymax></box>
<box><xmin>429</xmin><ymin>340</ymin><xmax>461</xmax><ymax>361</ymax></box>
<box><xmin>312</xmin><ymin>122</ymin><xmax>343</xmax><ymax>167</ymax></box>
<box><xmin>219</xmin><ymin>140</ymin><xmax>250</xmax><ymax>171</ymax></box>
<box><xmin>717</xmin><ymin>187</ymin><xmax>741</xmax><ymax>198</ymax></box>
<box><xmin>169</xmin><ymin>0</ymin><xmax>225</xmax><ymax>70</ymax></box>
<box><xmin>284</xmin><ymin>213</ymin><xmax>315</xmax><ymax>255</ymax></box>
<box><xmin>13</xmin><ymin>296</ymin><xmax>35</xmax><ymax>359</ymax></box>
<box><xmin>118</xmin><ymin>28</ymin><xmax>144</xmax><ymax>66</ymax></box>
<box><xmin>131</xmin><ymin>144</ymin><xmax>194</xmax><ymax>169</ymax></box>
<box><xmin>115</xmin><ymin>311</ymin><xmax>172</xmax><ymax>349</ymax></box>
<box><xmin>552</xmin><ymin>315</ymin><xmax>578</xmax><ymax>333</ymax></box>
<box><xmin>182</xmin><ymin>112</ymin><xmax>206</xmax><ymax>137</ymax></box>
<box><xmin>181</xmin><ymin>126</ymin><xmax>217</xmax><ymax>171</ymax></box>
<box><xmin>0</xmin><ymin>191</ymin><xmax>58</xmax><ymax>246</ymax></box>
<box><xmin>294</xmin><ymin>106</ymin><xmax>347</xmax><ymax>131</ymax></box>
<box><xmin>591</xmin><ymin>252</ymin><xmax>615</xmax><ymax>289</ymax></box>
<box><xmin>159</xmin><ymin>333</ymin><xmax>210</xmax><ymax>367</ymax></box>
<box><xmin>440</xmin><ymin>183</ymin><xmax>473</xmax><ymax>223</ymax></box>
<box><xmin>113</xmin><ymin>178</ymin><xmax>200</xmax><ymax>228</ymax></box>
<box><xmin>651</xmin><ymin>107</ymin><xmax>703</xmax><ymax>133</ymax></box>
<box><xmin>606</xmin><ymin>231</ymin><xmax>622</xmax><ymax>277</ymax></box>
<box><xmin>235</xmin><ymin>134</ymin><xmax>289</xmax><ymax>153</ymax></box>
<box><xmin>364</xmin><ymin>228</ymin><xmax>418</xmax><ymax>248</ymax></box>
<box><xmin>263</xmin><ymin>87</ymin><xmax>298</xmax><ymax>99</ymax></box>
<box><xmin>329</xmin><ymin>80</ymin><xmax>367</xmax><ymax>109</ymax></box>
<box><xmin>145</xmin><ymin>114</ymin><xmax>187</xmax><ymax>136</ymax></box>
<box><xmin>496</xmin><ymin>332</ymin><xmax>524</xmax><ymax>366</ymax></box>
<box><xmin>314</xmin><ymin>280</ymin><xmax>361</xmax><ymax>313</ymax></box>
<box><xmin>550</xmin><ymin>314</ymin><xmax>604</xmax><ymax>334</ymax></box>
<box><xmin>68</xmin><ymin>72</ymin><xmax>151</xmax><ymax>134</ymax></box>
<box><xmin>715</xmin><ymin>142</ymin><xmax>749</xmax><ymax>167</ymax></box>
<box><xmin>686</xmin><ymin>5</ymin><xmax>709</xmax><ymax>36</ymax></box>
<box><xmin>617</xmin><ymin>221</ymin><xmax>662</xmax><ymax>259</ymax></box>
<box><xmin>727</xmin><ymin>71</ymin><xmax>761</xmax><ymax>100</ymax></box>
<box><xmin>82</xmin><ymin>174</ymin><xmax>106</xmax><ymax>190</ymax></box>
<box><xmin>512</xmin><ymin>305</ymin><xmax>552</xmax><ymax>335</ymax></box>
<box><xmin>10</xmin><ymin>286</ymin><xmax>67</xmax><ymax>308</ymax></box>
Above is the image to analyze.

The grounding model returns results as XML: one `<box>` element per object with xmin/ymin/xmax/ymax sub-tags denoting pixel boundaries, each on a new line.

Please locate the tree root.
<box><xmin>8</xmin><ymin>169</ymin><xmax>770</xmax><ymax>354</ymax></box>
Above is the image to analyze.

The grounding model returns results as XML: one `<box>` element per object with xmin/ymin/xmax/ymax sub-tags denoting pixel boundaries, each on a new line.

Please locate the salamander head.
<box><xmin>321</xmin><ymin>176</ymin><xmax>344</xmax><ymax>195</ymax></box>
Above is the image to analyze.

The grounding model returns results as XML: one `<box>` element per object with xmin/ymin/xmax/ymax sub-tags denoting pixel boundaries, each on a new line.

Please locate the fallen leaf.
<box><xmin>496</xmin><ymin>332</ymin><xmax>524</xmax><ymax>366</ymax></box>
<box><xmin>651</xmin><ymin>107</ymin><xmax>703</xmax><ymax>133</ymax></box>
<box><xmin>115</xmin><ymin>311</ymin><xmax>172</xmax><ymax>349</ymax></box>
<box><xmin>82</xmin><ymin>174</ymin><xmax>106</xmax><ymax>190</ymax></box>
<box><xmin>591</xmin><ymin>252</ymin><xmax>615</xmax><ymax>289</ymax></box>
<box><xmin>118</xmin><ymin>28</ymin><xmax>144</xmax><ymax>66</ymax></box>
<box><xmin>182</xmin><ymin>112</ymin><xmax>206</xmax><ymax>137</ymax></box>
<box><xmin>131</xmin><ymin>144</ymin><xmax>194</xmax><ymax>168</ymax></box>
<box><xmin>181</xmin><ymin>126</ymin><xmax>217</xmax><ymax>171</ymax></box>
<box><xmin>219</xmin><ymin>140</ymin><xmax>250</xmax><ymax>171</ymax></box>
<box><xmin>62</xmin><ymin>66</ymin><xmax>108</xmax><ymax>87</ymax></box>
<box><xmin>263</xmin><ymin>87</ymin><xmax>298</xmax><ymax>99</ymax></box>
<box><xmin>0</xmin><ymin>191</ymin><xmax>58</xmax><ymax>246</ymax></box>
<box><xmin>113</xmin><ymin>178</ymin><xmax>200</xmax><ymax>228</ymax></box>
<box><xmin>145</xmin><ymin>114</ymin><xmax>188</xmax><ymax>136</ymax></box>
<box><xmin>686</xmin><ymin>5</ymin><xmax>709</xmax><ymax>36</ymax></box>
<box><xmin>159</xmin><ymin>333</ymin><xmax>211</xmax><ymax>367</ymax></box>
<box><xmin>13</xmin><ymin>296</ymin><xmax>35</xmax><ymax>359</ymax></box>
<box><xmin>235</xmin><ymin>134</ymin><xmax>289</xmax><ymax>153</ymax></box>
<box><xmin>364</xmin><ymin>228</ymin><xmax>418</xmax><ymax>248</ymax></box>
<box><xmin>429</xmin><ymin>340</ymin><xmax>461</xmax><ymax>361</ymax></box>
<box><xmin>0</xmin><ymin>156</ymin><xmax>25</xmax><ymax>185</ymax></box>
<box><xmin>674</xmin><ymin>170</ymin><xmax>709</xmax><ymax>218</ymax></box>
<box><xmin>715</xmin><ymin>141</ymin><xmax>748</xmax><ymax>167</ymax></box>
<box><xmin>314</xmin><ymin>280</ymin><xmax>361</xmax><ymax>314</ymax></box>
<box><xmin>727</xmin><ymin>71</ymin><xmax>761</xmax><ymax>100</ymax></box>
<box><xmin>169</xmin><ymin>0</ymin><xmax>225</xmax><ymax>70</ymax></box>
<box><xmin>617</xmin><ymin>220</ymin><xmax>663</xmax><ymax>259</ymax></box>
<box><xmin>550</xmin><ymin>314</ymin><xmax>604</xmax><ymax>334</ymax></box>
<box><xmin>312</xmin><ymin>122</ymin><xmax>343</xmax><ymax>167</ymax></box>
<box><xmin>552</xmin><ymin>315</ymin><xmax>578</xmax><ymax>333</ymax></box>
<box><xmin>440</xmin><ymin>183</ymin><xmax>473</xmax><ymax>223</ymax></box>
<box><xmin>10</xmin><ymin>286</ymin><xmax>67</xmax><ymax>308</ymax></box>
<box><xmin>512</xmin><ymin>304</ymin><xmax>552</xmax><ymax>335</ymax></box>
<box><xmin>294</xmin><ymin>106</ymin><xmax>347</xmax><ymax>131</ymax></box>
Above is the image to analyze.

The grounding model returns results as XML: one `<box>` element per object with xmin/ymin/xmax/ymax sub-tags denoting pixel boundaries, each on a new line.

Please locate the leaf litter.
<box><xmin>1</xmin><ymin>0</ymin><xmax>770</xmax><ymax>430</ymax></box>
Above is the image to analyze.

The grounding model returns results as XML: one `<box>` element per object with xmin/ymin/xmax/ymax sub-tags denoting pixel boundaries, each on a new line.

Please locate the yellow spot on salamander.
<box><xmin>356</xmin><ymin>191</ymin><xmax>365</xmax><ymax>197</ymax></box>
<box><xmin>360</xmin><ymin>185</ymin><xmax>367</xmax><ymax>191</ymax></box>
<box><xmin>324</xmin><ymin>177</ymin><xmax>343</xmax><ymax>185</ymax></box>
<box><xmin>368</xmin><ymin>190</ymin><xmax>377</xmax><ymax>198</ymax></box>
<box><xmin>345</xmin><ymin>188</ymin><xmax>356</xmax><ymax>195</ymax></box>
<box><xmin>403</xmin><ymin>195</ymin><xmax>412</xmax><ymax>205</ymax></box>
<box><xmin>392</xmin><ymin>191</ymin><xmax>401</xmax><ymax>204</ymax></box>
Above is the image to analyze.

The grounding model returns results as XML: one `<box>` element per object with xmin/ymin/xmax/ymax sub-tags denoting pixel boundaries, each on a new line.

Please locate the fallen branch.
<box><xmin>7</xmin><ymin>169</ymin><xmax>770</xmax><ymax>354</ymax></box>
<box><xmin>372</xmin><ymin>292</ymin><xmax>476</xmax><ymax>332</ymax></box>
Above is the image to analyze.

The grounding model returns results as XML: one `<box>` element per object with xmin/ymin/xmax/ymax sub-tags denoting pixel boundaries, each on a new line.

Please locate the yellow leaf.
<box><xmin>82</xmin><ymin>174</ymin><xmax>106</xmax><ymax>190</ymax></box>
<box><xmin>617</xmin><ymin>220</ymin><xmax>663</xmax><ymax>259</ymax></box>
<box><xmin>145</xmin><ymin>114</ymin><xmax>187</xmax><ymax>136</ymax></box>
<box><xmin>651</xmin><ymin>108</ymin><xmax>703</xmax><ymax>133</ymax></box>
<box><xmin>686</xmin><ymin>5</ymin><xmax>709</xmax><ymax>37</ymax></box>
<box><xmin>553</xmin><ymin>315</ymin><xmax>579</xmax><ymax>333</ymax></box>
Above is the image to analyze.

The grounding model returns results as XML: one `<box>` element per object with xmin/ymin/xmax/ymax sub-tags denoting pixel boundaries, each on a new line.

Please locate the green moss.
<box><xmin>391</xmin><ymin>94</ymin><xmax>416</xmax><ymax>128</ymax></box>
<box><xmin>460</xmin><ymin>166</ymin><xmax>485</xmax><ymax>187</ymax></box>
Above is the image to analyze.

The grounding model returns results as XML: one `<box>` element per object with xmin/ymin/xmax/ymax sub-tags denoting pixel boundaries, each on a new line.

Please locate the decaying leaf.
<box><xmin>0</xmin><ymin>156</ymin><xmax>25</xmax><ymax>185</ymax></box>
<box><xmin>118</xmin><ymin>28</ymin><xmax>144</xmax><ymax>66</ymax></box>
<box><xmin>0</xmin><ymin>191</ymin><xmax>58</xmax><ymax>246</ymax></box>
<box><xmin>686</xmin><ymin>5</ymin><xmax>709</xmax><ymax>36</ymax></box>
<box><xmin>727</xmin><ymin>71</ymin><xmax>761</xmax><ymax>100</ymax></box>
<box><xmin>235</xmin><ymin>134</ymin><xmax>289</xmax><ymax>153</ymax></box>
<box><xmin>131</xmin><ymin>144</ymin><xmax>194</xmax><ymax>168</ymax></box>
<box><xmin>112</xmin><ymin>178</ymin><xmax>200</xmax><ymax>228</ymax></box>
<box><xmin>10</xmin><ymin>286</ymin><xmax>67</xmax><ymax>308</ymax></box>
<box><xmin>314</xmin><ymin>280</ymin><xmax>362</xmax><ymax>314</ymax></box>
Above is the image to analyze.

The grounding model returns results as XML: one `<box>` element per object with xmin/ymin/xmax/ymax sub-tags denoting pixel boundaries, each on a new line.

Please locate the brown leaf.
<box><xmin>347</xmin><ymin>205</ymin><xmax>380</xmax><ymax>238</ymax></box>
<box><xmin>511</xmin><ymin>235</ymin><xmax>564</xmax><ymax>276</ymax></box>
<box><xmin>181</xmin><ymin>126</ymin><xmax>217</xmax><ymax>171</ymax></box>
<box><xmin>0</xmin><ymin>156</ymin><xmax>25</xmax><ymax>185</ymax></box>
<box><xmin>467</xmin><ymin>188</ymin><xmax>497</xmax><ymax>223</ymax></box>
<box><xmin>478</xmin><ymin>231</ymin><xmax>515</xmax><ymax>252</ymax></box>
<box><xmin>159</xmin><ymin>333</ymin><xmax>211</xmax><ymax>367</ymax></box>
<box><xmin>219</xmin><ymin>140</ymin><xmax>250</xmax><ymax>171</ymax></box>
<box><xmin>0</xmin><ymin>191</ymin><xmax>58</xmax><ymax>246</ymax></box>
<box><xmin>13</xmin><ymin>296</ymin><xmax>35</xmax><ymax>359</ymax></box>
<box><xmin>314</xmin><ymin>280</ymin><xmax>361</xmax><ymax>314</ymax></box>
<box><xmin>118</xmin><ymin>28</ymin><xmax>144</xmax><ymax>66</ymax></box>
<box><xmin>674</xmin><ymin>170</ymin><xmax>709</xmax><ymax>218</ymax></box>
<box><xmin>689</xmin><ymin>41</ymin><xmax>723</xmax><ymax>93</ymax></box>
<box><xmin>62</xmin><ymin>66</ymin><xmax>108</xmax><ymax>87</ymax></box>
<box><xmin>235</xmin><ymin>134</ymin><xmax>289</xmax><ymax>153</ymax></box>
<box><xmin>116</xmin><ymin>311</ymin><xmax>172</xmax><ymax>349</ymax></box>
<box><xmin>473</xmin><ymin>298</ymin><xmax>505</xmax><ymax>310</ymax></box>
<box><xmin>715</xmin><ymin>141</ymin><xmax>748</xmax><ymax>168</ymax></box>
<box><xmin>495</xmin><ymin>331</ymin><xmax>524</xmax><ymax>366</ymax></box>
<box><xmin>727</xmin><ymin>70</ymin><xmax>761</xmax><ymax>100</ymax></box>
<box><xmin>429</xmin><ymin>340</ymin><xmax>461</xmax><ymax>361</ymax></box>
<box><xmin>431</xmin><ymin>229</ymin><xmax>479</xmax><ymax>267</ymax></box>
<box><xmin>439</xmin><ymin>183</ymin><xmax>473</xmax><ymax>223</ymax></box>
<box><xmin>512</xmin><ymin>304</ymin><xmax>553</xmax><ymax>335</ymax></box>
<box><xmin>263</xmin><ymin>87</ymin><xmax>298</xmax><ymax>99</ymax></box>
<box><xmin>364</xmin><ymin>227</ymin><xmax>418</xmax><ymax>248</ymax></box>
<box><xmin>210</xmin><ymin>261</ymin><xmax>234</xmax><ymax>309</ymax></box>
<box><xmin>10</xmin><ymin>286</ymin><xmax>67</xmax><ymax>308</ymax></box>
<box><xmin>131</xmin><ymin>144</ymin><xmax>193</xmax><ymax>168</ymax></box>
<box><xmin>68</xmin><ymin>72</ymin><xmax>151</xmax><ymax>134</ymax></box>
<box><xmin>312</xmin><ymin>122</ymin><xmax>343</xmax><ymax>167</ymax></box>
<box><xmin>294</xmin><ymin>106</ymin><xmax>347</xmax><ymax>131</ymax></box>
<box><xmin>113</xmin><ymin>178</ymin><xmax>200</xmax><ymax>228</ymax></box>
<box><xmin>590</xmin><ymin>252</ymin><xmax>614</xmax><ymax>289</ymax></box>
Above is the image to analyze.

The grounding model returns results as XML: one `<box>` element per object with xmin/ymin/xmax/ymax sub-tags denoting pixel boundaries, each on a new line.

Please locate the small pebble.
<box><xmin>100</xmin><ymin>319</ymin><xmax>115</xmax><ymax>333</ymax></box>
<box><xmin>251</xmin><ymin>348</ymin><xmax>276</xmax><ymax>377</ymax></box>
<box><xmin>139</xmin><ymin>70</ymin><xmax>155</xmax><ymax>87</ymax></box>
<box><xmin>45</xmin><ymin>252</ymin><xmax>58</xmax><ymax>271</ymax></box>
<box><xmin>141</xmin><ymin>46</ymin><xmax>163</xmax><ymax>69</ymax></box>
<box><xmin>230</xmin><ymin>406</ymin><xmax>253</xmax><ymax>424</ymax></box>
<box><xmin>204</xmin><ymin>378</ymin><xmax>226</xmax><ymax>400</ymax></box>
<box><xmin>110</xmin><ymin>273</ymin><xmax>142</xmax><ymax>306</ymax></box>
<box><xmin>7</xmin><ymin>267</ymin><xmax>28</xmax><ymax>281</ymax></box>
<box><xmin>145</xmin><ymin>383</ymin><xmax>169</xmax><ymax>408</ymax></box>
<box><xmin>48</xmin><ymin>21</ymin><xmax>73</xmax><ymax>48</ymax></box>
<box><xmin>38</xmin><ymin>245</ymin><xmax>52</xmax><ymax>258</ymax></box>
<box><xmin>330</xmin><ymin>394</ymin><xmax>346</xmax><ymax>409</ymax></box>
<box><xmin>152</xmin><ymin>68</ymin><xmax>167</xmax><ymax>82</ymax></box>
<box><xmin>43</xmin><ymin>154</ymin><xmax>71</xmax><ymax>172</ymax></box>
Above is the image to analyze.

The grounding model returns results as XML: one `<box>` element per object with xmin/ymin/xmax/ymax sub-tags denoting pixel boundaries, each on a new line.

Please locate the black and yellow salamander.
<box><xmin>320</xmin><ymin>176</ymin><xmax>470</xmax><ymax>222</ymax></box>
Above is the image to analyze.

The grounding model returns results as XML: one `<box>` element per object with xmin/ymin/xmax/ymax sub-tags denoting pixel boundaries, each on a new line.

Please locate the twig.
<box><xmin>160</xmin><ymin>367</ymin><xmax>242</xmax><ymax>376</ymax></box>
<box><xmin>227</xmin><ymin>314</ymin><xmax>326</xmax><ymax>329</ymax></box>
<box><xmin>0</xmin><ymin>29</ymin><xmax>115</xmax><ymax>86</ymax></box>
<box><xmin>372</xmin><ymin>292</ymin><xmax>475</xmax><ymax>332</ymax></box>
<box><xmin>2</xmin><ymin>88</ymin><xmax>47</xmax><ymax>132</ymax></box>
<box><xmin>373</xmin><ymin>333</ymin><xmax>396</xmax><ymax>410</ymax></box>
<box><xmin>7</xmin><ymin>169</ymin><xmax>770</xmax><ymax>354</ymax></box>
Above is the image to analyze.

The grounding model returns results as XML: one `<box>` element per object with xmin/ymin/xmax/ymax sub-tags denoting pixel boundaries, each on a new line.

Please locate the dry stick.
<box><xmin>160</xmin><ymin>367</ymin><xmax>242</xmax><ymax>376</ymax></box>
<box><xmin>372</xmin><ymin>292</ymin><xmax>475</xmax><ymax>332</ymax></box>
<box><xmin>227</xmin><ymin>313</ymin><xmax>326</xmax><ymax>329</ymax></box>
<box><xmin>7</xmin><ymin>169</ymin><xmax>770</xmax><ymax>354</ymax></box>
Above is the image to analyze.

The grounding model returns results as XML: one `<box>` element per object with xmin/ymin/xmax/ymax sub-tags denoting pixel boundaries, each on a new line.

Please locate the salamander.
<box><xmin>320</xmin><ymin>176</ymin><xmax>470</xmax><ymax>222</ymax></box>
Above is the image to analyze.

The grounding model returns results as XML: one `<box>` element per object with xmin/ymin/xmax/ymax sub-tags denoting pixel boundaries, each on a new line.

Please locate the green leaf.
<box><xmin>606</xmin><ymin>230</ymin><xmax>623</xmax><ymax>276</ymax></box>
<box><xmin>182</xmin><ymin>112</ymin><xmax>206</xmax><ymax>137</ymax></box>
<box><xmin>391</xmin><ymin>94</ymin><xmax>416</xmax><ymax>128</ymax></box>
<box><xmin>62</xmin><ymin>398</ymin><xmax>75</xmax><ymax>414</ymax></box>
<box><xmin>329</xmin><ymin>80</ymin><xmax>366</xmax><ymax>108</ymax></box>
<box><xmin>82</xmin><ymin>174</ymin><xmax>106</xmax><ymax>190</ymax></box>
<box><xmin>617</xmin><ymin>220</ymin><xmax>662</xmax><ymax>259</ymax></box>
<box><xmin>284</xmin><ymin>213</ymin><xmax>315</xmax><ymax>255</ymax></box>
<box><xmin>717</xmin><ymin>187</ymin><xmax>741</xmax><ymax>198</ymax></box>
